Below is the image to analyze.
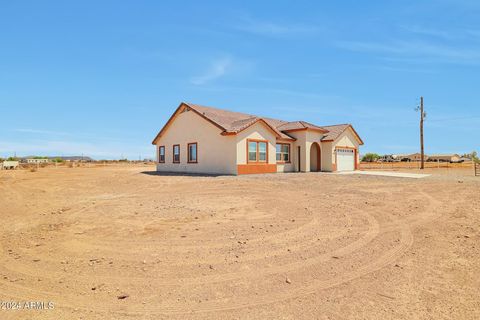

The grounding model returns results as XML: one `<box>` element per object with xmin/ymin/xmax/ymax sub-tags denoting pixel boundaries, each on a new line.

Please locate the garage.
<box><xmin>336</xmin><ymin>148</ymin><xmax>355</xmax><ymax>171</ymax></box>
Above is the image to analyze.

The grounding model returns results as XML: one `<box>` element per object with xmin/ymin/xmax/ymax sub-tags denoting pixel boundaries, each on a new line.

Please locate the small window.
<box><xmin>159</xmin><ymin>146</ymin><xmax>165</xmax><ymax>163</ymax></box>
<box><xmin>188</xmin><ymin>143</ymin><xmax>197</xmax><ymax>163</ymax></box>
<box><xmin>248</xmin><ymin>141</ymin><xmax>257</xmax><ymax>161</ymax></box>
<box><xmin>276</xmin><ymin>143</ymin><xmax>290</xmax><ymax>163</ymax></box>
<box><xmin>173</xmin><ymin>144</ymin><xmax>180</xmax><ymax>163</ymax></box>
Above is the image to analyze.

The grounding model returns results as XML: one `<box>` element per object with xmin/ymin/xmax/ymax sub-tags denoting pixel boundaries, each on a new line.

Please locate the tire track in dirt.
<box><xmin>0</xmin><ymin>169</ymin><xmax>449</xmax><ymax>317</ymax></box>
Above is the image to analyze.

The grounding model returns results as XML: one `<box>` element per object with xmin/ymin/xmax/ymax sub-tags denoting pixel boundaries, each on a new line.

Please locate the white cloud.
<box><xmin>235</xmin><ymin>17</ymin><xmax>319</xmax><ymax>37</ymax></box>
<box><xmin>190</xmin><ymin>57</ymin><xmax>232</xmax><ymax>85</ymax></box>
<box><xmin>401</xmin><ymin>25</ymin><xmax>456</xmax><ymax>40</ymax></box>
<box><xmin>14</xmin><ymin>128</ymin><xmax>69</xmax><ymax>135</ymax></box>
<box><xmin>337</xmin><ymin>39</ymin><xmax>480</xmax><ymax>64</ymax></box>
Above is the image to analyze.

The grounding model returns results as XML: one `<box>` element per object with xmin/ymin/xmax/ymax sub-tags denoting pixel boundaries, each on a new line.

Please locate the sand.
<box><xmin>0</xmin><ymin>164</ymin><xmax>479</xmax><ymax>319</ymax></box>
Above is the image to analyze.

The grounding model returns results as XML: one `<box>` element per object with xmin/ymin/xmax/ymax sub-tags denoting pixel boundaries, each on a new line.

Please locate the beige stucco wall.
<box><xmin>283</xmin><ymin>131</ymin><xmax>306</xmax><ymax>172</ymax></box>
<box><xmin>236</xmin><ymin>122</ymin><xmax>277</xmax><ymax>165</ymax></box>
<box><xmin>154</xmin><ymin>109</ymin><xmax>237</xmax><ymax>175</ymax></box>
<box><xmin>276</xmin><ymin>138</ymin><xmax>296</xmax><ymax>173</ymax></box>
<box><xmin>320</xmin><ymin>141</ymin><xmax>333</xmax><ymax>172</ymax></box>
<box><xmin>286</xmin><ymin>130</ymin><xmax>326</xmax><ymax>172</ymax></box>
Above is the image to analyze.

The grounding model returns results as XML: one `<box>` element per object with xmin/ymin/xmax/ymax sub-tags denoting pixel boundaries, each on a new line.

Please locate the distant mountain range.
<box><xmin>20</xmin><ymin>156</ymin><xmax>94</xmax><ymax>161</ymax></box>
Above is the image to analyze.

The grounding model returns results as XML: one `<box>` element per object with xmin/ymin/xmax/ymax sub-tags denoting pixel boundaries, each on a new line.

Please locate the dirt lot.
<box><xmin>0</xmin><ymin>165</ymin><xmax>479</xmax><ymax>319</ymax></box>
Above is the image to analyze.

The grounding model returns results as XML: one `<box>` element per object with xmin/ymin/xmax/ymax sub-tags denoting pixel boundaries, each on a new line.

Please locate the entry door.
<box><xmin>336</xmin><ymin>149</ymin><xmax>355</xmax><ymax>171</ymax></box>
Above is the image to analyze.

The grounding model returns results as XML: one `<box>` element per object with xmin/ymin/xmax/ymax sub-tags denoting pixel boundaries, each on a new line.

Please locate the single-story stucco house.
<box><xmin>427</xmin><ymin>154</ymin><xmax>461</xmax><ymax>163</ymax></box>
<box><xmin>152</xmin><ymin>102</ymin><xmax>364</xmax><ymax>175</ymax></box>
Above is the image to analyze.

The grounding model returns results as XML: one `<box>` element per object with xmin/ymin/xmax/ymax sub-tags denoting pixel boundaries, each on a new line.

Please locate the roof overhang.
<box><xmin>282</xmin><ymin>127</ymin><xmax>329</xmax><ymax>134</ymax></box>
<box><xmin>321</xmin><ymin>125</ymin><xmax>364</xmax><ymax>145</ymax></box>
<box><xmin>221</xmin><ymin>118</ymin><xmax>282</xmax><ymax>138</ymax></box>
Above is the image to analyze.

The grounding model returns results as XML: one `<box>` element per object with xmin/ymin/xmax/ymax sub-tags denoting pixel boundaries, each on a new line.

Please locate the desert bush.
<box><xmin>68</xmin><ymin>162</ymin><xmax>74</xmax><ymax>168</ymax></box>
<box><xmin>472</xmin><ymin>151</ymin><xmax>479</xmax><ymax>163</ymax></box>
<box><xmin>362</xmin><ymin>153</ymin><xmax>380</xmax><ymax>162</ymax></box>
<box><xmin>30</xmin><ymin>166</ymin><xmax>37</xmax><ymax>172</ymax></box>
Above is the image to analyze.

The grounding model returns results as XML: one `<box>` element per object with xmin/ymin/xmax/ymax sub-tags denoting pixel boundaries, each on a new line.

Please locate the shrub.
<box><xmin>362</xmin><ymin>153</ymin><xmax>380</xmax><ymax>162</ymax></box>
<box><xmin>471</xmin><ymin>151</ymin><xmax>479</xmax><ymax>163</ymax></box>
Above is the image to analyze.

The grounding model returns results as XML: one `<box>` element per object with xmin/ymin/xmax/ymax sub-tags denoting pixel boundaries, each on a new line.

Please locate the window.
<box><xmin>188</xmin><ymin>143</ymin><xmax>197</xmax><ymax>163</ymax></box>
<box><xmin>159</xmin><ymin>146</ymin><xmax>165</xmax><ymax>163</ymax></box>
<box><xmin>276</xmin><ymin>143</ymin><xmax>290</xmax><ymax>163</ymax></box>
<box><xmin>173</xmin><ymin>144</ymin><xmax>180</xmax><ymax>163</ymax></box>
<box><xmin>248</xmin><ymin>141</ymin><xmax>257</xmax><ymax>161</ymax></box>
<box><xmin>247</xmin><ymin>140</ymin><xmax>269</xmax><ymax>163</ymax></box>
<box><xmin>258</xmin><ymin>142</ymin><xmax>267</xmax><ymax>162</ymax></box>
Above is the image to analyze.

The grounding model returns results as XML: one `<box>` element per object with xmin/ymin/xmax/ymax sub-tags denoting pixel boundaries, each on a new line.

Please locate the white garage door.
<box><xmin>336</xmin><ymin>148</ymin><xmax>355</xmax><ymax>171</ymax></box>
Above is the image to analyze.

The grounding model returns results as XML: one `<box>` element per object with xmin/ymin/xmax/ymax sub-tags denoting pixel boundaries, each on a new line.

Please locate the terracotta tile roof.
<box><xmin>320</xmin><ymin>123</ymin><xmax>364</xmax><ymax>145</ymax></box>
<box><xmin>185</xmin><ymin>103</ymin><xmax>292</xmax><ymax>140</ymax></box>
<box><xmin>320</xmin><ymin>124</ymin><xmax>350</xmax><ymax>141</ymax></box>
<box><xmin>277</xmin><ymin>120</ymin><xmax>328</xmax><ymax>132</ymax></box>
<box><xmin>153</xmin><ymin>102</ymin><xmax>362</xmax><ymax>144</ymax></box>
<box><xmin>185</xmin><ymin>103</ymin><xmax>255</xmax><ymax>131</ymax></box>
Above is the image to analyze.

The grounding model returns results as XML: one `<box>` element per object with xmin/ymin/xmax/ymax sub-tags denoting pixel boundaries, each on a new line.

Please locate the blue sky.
<box><xmin>1</xmin><ymin>0</ymin><xmax>479</xmax><ymax>159</ymax></box>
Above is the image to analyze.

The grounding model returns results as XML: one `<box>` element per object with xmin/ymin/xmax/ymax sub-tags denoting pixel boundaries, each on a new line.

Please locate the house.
<box><xmin>378</xmin><ymin>154</ymin><xmax>395</xmax><ymax>162</ymax></box>
<box><xmin>427</xmin><ymin>154</ymin><xmax>461</xmax><ymax>163</ymax></box>
<box><xmin>392</xmin><ymin>153</ymin><xmax>427</xmax><ymax>162</ymax></box>
<box><xmin>151</xmin><ymin>102</ymin><xmax>364</xmax><ymax>175</ymax></box>
<box><xmin>26</xmin><ymin>158</ymin><xmax>50</xmax><ymax>164</ymax></box>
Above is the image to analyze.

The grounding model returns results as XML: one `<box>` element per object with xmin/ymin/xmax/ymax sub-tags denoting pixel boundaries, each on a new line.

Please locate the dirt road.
<box><xmin>0</xmin><ymin>165</ymin><xmax>479</xmax><ymax>319</ymax></box>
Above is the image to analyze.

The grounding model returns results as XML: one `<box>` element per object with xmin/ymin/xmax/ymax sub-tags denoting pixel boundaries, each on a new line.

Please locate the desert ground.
<box><xmin>0</xmin><ymin>164</ymin><xmax>479</xmax><ymax>319</ymax></box>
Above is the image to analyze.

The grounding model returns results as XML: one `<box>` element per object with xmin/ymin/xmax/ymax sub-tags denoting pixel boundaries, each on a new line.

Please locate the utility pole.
<box><xmin>416</xmin><ymin>97</ymin><xmax>426</xmax><ymax>169</ymax></box>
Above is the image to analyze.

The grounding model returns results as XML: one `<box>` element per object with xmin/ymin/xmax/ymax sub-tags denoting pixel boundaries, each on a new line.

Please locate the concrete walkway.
<box><xmin>337</xmin><ymin>170</ymin><xmax>431</xmax><ymax>179</ymax></box>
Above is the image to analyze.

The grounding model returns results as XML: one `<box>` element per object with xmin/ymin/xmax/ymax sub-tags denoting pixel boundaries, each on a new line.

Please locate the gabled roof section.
<box><xmin>152</xmin><ymin>102</ymin><xmax>285</xmax><ymax>144</ymax></box>
<box><xmin>320</xmin><ymin>124</ymin><xmax>364</xmax><ymax>145</ymax></box>
<box><xmin>278</xmin><ymin>121</ymin><xmax>329</xmax><ymax>133</ymax></box>
<box><xmin>185</xmin><ymin>103</ymin><xmax>255</xmax><ymax>132</ymax></box>
<box><xmin>152</xmin><ymin>102</ymin><xmax>363</xmax><ymax>145</ymax></box>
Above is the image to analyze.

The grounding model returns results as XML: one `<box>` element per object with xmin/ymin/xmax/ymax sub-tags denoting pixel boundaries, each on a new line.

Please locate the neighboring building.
<box><xmin>2</xmin><ymin>161</ymin><xmax>19</xmax><ymax>170</ymax></box>
<box><xmin>26</xmin><ymin>158</ymin><xmax>50</xmax><ymax>164</ymax></box>
<box><xmin>406</xmin><ymin>153</ymin><xmax>426</xmax><ymax>162</ymax></box>
<box><xmin>151</xmin><ymin>102</ymin><xmax>364</xmax><ymax>175</ymax></box>
<box><xmin>427</xmin><ymin>154</ymin><xmax>461</xmax><ymax>163</ymax></box>
<box><xmin>379</xmin><ymin>154</ymin><xmax>395</xmax><ymax>162</ymax></box>
<box><xmin>391</xmin><ymin>153</ymin><xmax>428</xmax><ymax>162</ymax></box>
